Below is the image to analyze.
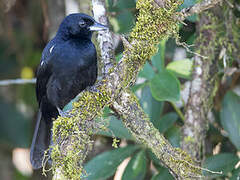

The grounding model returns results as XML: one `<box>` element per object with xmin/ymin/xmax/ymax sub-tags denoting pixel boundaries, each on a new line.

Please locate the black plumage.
<box><xmin>30</xmin><ymin>13</ymin><xmax>107</xmax><ymax>169</ymax></box>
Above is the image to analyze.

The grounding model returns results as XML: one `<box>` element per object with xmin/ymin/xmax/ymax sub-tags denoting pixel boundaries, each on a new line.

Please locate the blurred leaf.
<box><xmin>139</xmin><ymin>41</ymin><xmax>166</xmax><ymax>79</ymax></box>
<box><xmin>230</xmin><ymin>167</ymin><xmax>240</xmax><ymax>180</ymax></box>
<box><xmin>203</xmin><ymin>153</ymin><xmax>239</xmax><ymax>177</ymax></box>
<box><xmin>165</xmin><ymin>126</ymin><xmax>181</xmax><ymax>147</ymax></box>
<box><xmin>155</xmin><ymin>112</ymin><xmax>178</xmax><ymax>133</ymax></box>
<box><xmin>122</xmin><ymin>150</ymin><xmax>147</xmax><ymax>180</ymax></box>
<box><xmin>179</xmin><ymin>0</ymin><xmax>198</xmax><ymax>22</ymax></box>
<box><xmin>131</xmin><ymin>82</ymin><xmax>147</xmax><ymax>92</ymax></box>
<box><xmin>150</xmin><ymin>70</ymin><xmax>180</xmax><ymax>102</ymax></box>
<box><xmin>140</xmin><ymin>86</ymin><xmax>164</xmax><ymax>126</ymax></box>
<box><xmin>20</xmin><ymin>67</ymin><xmax>34</xmax><ymax>79</ymax></box>
<box><xmin>139</xmin><ymin>62</ymin><xmax>155</xmax><ymax>80</ymax></box>
<box><xmin>151</xmin><ymin>166</ymin><xmax>174</xmax><ymax>180</ymax></box>
<box><xmin>179</xmin><ymin>0</ymin><xmax>197</xmax><ymax>9</ymax></box>
<box><xmin>83</xmin><ymin>145</ymin><xmax>139</xmax><ymax>180</ymax></box>
<box><xmin>96</xmin><ymin>116</ymin><xmax>133</xmax><ymax>140</ymax></box>
<box><xmin>187</xmin><ymin>15</ymin><xmax>197</xmax><ymax>22</ymax></box>
<box><xmin>152</xmin><ymin>40</ymin><xmax>166</xmax><ymax>72</ymax></box>
<box><xmin>63</xmin><ymin>95</ymin><xmax>79</xmax><ymax>112</ymax></box>
<box><xmin>116</xmin><ymin>53</ymin><xmax>123</xmax><ymax>62</ymax></box>
<box><xmin>147</xmin><ymin>150</ymin><xmax>162</xmax><ymax>168</ymax></box>
<box><xmin>166</xmin><ymin>59</ymin><xmax>193</xmax><ymax>79</ymax></box>
<box><xmin>220</xmin><ymin>91</ymin><xmax>240</xmax><ymax>149</ymax></box>
<box><xmin>186</xmin><ymin>33</ymin><xmax>196</xmax><ymax>46</ymax></box>
<box><xmin>0</xmin><ymin>98</ymin><xmax>30</xmax><ymax>147</ymax></box>
<box><xmin>107</xmin><ymin>0</ymin><xmax>136</xmax><ymax>33</ymax></box>
<box><xmin>107</xmin><ymin>0</ymin><xmax>136</xmax><ymax>10</ymax></box>
<box><xmin>110</xmin><ymin>11</ymin><xmax>134</xmax><ymax>33</ymax></box>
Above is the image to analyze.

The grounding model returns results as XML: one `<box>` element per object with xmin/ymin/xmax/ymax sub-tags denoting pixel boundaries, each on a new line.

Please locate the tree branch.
<box><xmin>92</xmin><ymin>1</ymin><xmax>201</xmax><ymax>178</ymax></box>
<box><xmin>179</xmin><ymin>0</ymin><xmax>223</xmax><ymax>21</ymax></box>
<box><xmin>181</xmin><ymin>0</ymin><xmax>240</xmax><ymax>165</ymax></box>
<box><xmin>112</xmin><ymin>90</ymin><xmax>202</xmax><ymax>179</ymax></box>
<box><xmin>92</xmin><ymin>0</ymin><xmax>115</xmax><ymax>76</ymax></box>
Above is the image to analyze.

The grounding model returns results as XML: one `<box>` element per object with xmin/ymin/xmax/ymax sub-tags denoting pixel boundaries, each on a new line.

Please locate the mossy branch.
<box><xmin>112</xmin><ymin>90</ymin><xmax>202</xmax><ymax>179</ymax></box>
<box><xmin>181</xmin><ymin>10</ymin><xmax>220</xmax><ymax>161</ymax></box>
<box><xmin>51</xmin><ymin>0</ymin><xmax>222</xmax><ymax>179</ymax></box>
<box><xmin>181</xmin><ymin>0</ymin><xmax>240</xmax><ymax>164</ymax></box>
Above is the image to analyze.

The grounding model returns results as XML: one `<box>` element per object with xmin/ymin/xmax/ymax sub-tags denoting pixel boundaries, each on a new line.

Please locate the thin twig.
<box><xmin>0</xmin><ymin>78</ymin><xmax>36</xmax><ymax>86</ymax></box>
<box><xmin>170</xmin><ymin>102</ymin><xmax>185</xmax><ymax>121</ymax></box>
<box><xmin>178</xmin><ymin>0</ymin><xmax>223</xmax><ymax>21</ymax></box>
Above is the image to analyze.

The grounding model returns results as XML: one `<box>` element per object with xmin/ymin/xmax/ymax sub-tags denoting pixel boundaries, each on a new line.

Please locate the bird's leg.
<box><xmin>57</xmin><ymin>107</ymin><xmax>69</xmax><ymax>117</ymax></box>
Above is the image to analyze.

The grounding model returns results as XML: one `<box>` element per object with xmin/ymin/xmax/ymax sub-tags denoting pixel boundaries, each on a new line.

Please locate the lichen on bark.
<box><xmin>181</xmin><ymin>1</ymin><xmax>240</xmax><ymax>164</ymax></box>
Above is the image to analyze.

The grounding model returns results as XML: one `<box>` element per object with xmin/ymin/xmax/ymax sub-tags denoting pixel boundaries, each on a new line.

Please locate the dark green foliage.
<box><xmin>203</xmin><ymin>153</ymin><xmax>239</xmax><ymax>178</ymax></box>
<box><xmin>122</xmin><ymin>150</ymin><xmax>147</xmax><ymax>180</ymax></box>
<box><xmin>150</xmin><ymin>70</ymin><xmax>180</xmax><ymax>102</ymax></box>
<box><xmin>83</xmin><ymin>146</ymin><xmax>139</xmax><ymax>180</ymax></box>
<box><xmin>220</xmin><ymin>91</ymin><xmax>240</xmax><ymax>150</ymax></box>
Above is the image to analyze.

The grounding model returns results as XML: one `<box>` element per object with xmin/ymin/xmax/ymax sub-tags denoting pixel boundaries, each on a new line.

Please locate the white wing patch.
<box><xmin>49</xmin><ymin>45</ymin><xmax>55</xmax><ymax>54</ymax></box>
<box><xmin>40</xmin><ymin>61</ymin><xmax>44</xmax><ymax>66</ymax></box>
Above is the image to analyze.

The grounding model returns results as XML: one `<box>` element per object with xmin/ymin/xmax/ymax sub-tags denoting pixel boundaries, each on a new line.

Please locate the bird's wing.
<box><xmin>36</xmin><ymin>59</ymin><xmax>52</xmax><ymax>105</ymax></box>
<box><xmin>36</xmin><ymin>39</ymin><xmax>57</xmax><ymax>104</ymax></box>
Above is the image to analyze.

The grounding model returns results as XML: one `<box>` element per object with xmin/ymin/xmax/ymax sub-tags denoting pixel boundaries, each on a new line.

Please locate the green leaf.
<box><xmin>152</xmin><ymin>40</ymin><xmax>166</xmax><ymax>72</ymax></box>
<box><xmin>155</xmin><ymin>112</ymin><xmax>178</xmax><ymax>133</ymax></box>
<box><xmin>96</xmin><ymin>116</ymin><xmax>133</xmax><ymax>140</ymax></box>
<box><xmin>111</xmin><ymin>11</ymin><xmax>135</xmax><ymax>33</ymax></box>
<box><xmin>83</xmin><ymin>145</ymin><xmax>139</xmax><ymax>180</ymax></box>
<box><xmin>131</xmin><ymin>82</ymin><xmax>147</xmax><ymax>92</ymax></box>
<box><xmin>151</xmin><ymin>167</ymin><xmax>174</xmax><ymax>180</ymax></box>
<box><xmin>140</xmin><ymin>86</ymin><xmax>164</xmax><ymax>126</ymax></box>
<box><xmin>107</xmin><ymin>0</ymin><xmax>136</xmax><ymax>33</ymax></box>
<box><xmin>147</xmin><ymin>150</ymin><xmax>164</xmax><ymax>169</ymax></box>
<box><xmin>203</xmin><ymin>153</ymin><xmax>239</xmax><ymax>177</ymax></box>
<box><xmin>230</xmin><ymin>167</ymin><xmax>240</xmax><ymax>180</ymax></box>
<box><xmin>150</xmin><ymin>70</ymin><xmax>180</xmax><ymax>102</ymax></box>
<box><xmin>179</xmin><ymin>0</ymin><xmax>197</xmax><ymax>9</ymax></box>
<box><xmin>220</xmin><ymin>91</ymin><xmax>240</xmax><ymax>149</ymax></box>
<box><xmin>122</xmin><ymin>150</ymin><xmax>148</xmax><ymax>180</ymax></box>
<box><xmin>139</xmin><ymin>62</ymin><xmax>155</xmax><ymax>80</ymax></box>
<box><xmin>165</xmin><ymin>126</ymin><xmax>181</xmax><ymax>147</ymax></box>
<box><xmin>166</xmin><ymin>59</ymin><xmax>193</xmax><ymax>79</ymax></box>
<box><xmin>116</xmin><ymin>53</ymin><xmax>123</xmax><ymax>62</ymax></box>
<box><xmin>139</xmin><ymin>41</ymin><xmax>166</xmax><ymax>79</ymax></box>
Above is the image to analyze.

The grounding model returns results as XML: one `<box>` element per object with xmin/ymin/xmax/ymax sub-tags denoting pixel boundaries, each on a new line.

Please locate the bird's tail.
<box><xmin>30</xmin><ymin>111</ymin><xmax>52</xmax><ymax>169</ymax></box>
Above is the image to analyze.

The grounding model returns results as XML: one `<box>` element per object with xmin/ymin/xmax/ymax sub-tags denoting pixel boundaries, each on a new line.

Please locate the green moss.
<box><xmin>121</xmin><ymin>0</ymin><xmax>182</xmax><ymax>85</ymax></box>
<box><xmin>51</xmin><ymin>90</ymin><xmax>111</xmax><ymax>179</ymax></box>
<box><xmin>184</xmin><ymin>136</ymin><xmax>195</xmax><ymax>143</ymax></box>
<box><xmin>112</xmin><ymin>138</ymin><xmax>120</xmax><ymax>148</ymax></box>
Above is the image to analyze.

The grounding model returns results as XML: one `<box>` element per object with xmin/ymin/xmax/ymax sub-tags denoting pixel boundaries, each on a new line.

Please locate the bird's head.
<box><xmin>57</xmin><ymin>13</ymin><xmax>108</xmax><ymax>39</ymax></box>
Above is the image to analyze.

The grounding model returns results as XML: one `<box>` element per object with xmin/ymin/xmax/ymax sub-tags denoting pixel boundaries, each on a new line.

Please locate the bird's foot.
<box><xmin>57</xmin><ymin>107</ymin><xmax>70</xmax><ymax>117</ymax></box>
<box><xmin>87</xmin><ymin>86</ymin><xmax>102</xmax><ymax>96</ymax></box>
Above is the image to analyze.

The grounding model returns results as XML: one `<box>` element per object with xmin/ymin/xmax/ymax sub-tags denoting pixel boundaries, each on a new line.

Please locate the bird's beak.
<box><xmin>89</xmin><ymin>22</ymin><xmax>108</xmax><ymax>31</ymax></box>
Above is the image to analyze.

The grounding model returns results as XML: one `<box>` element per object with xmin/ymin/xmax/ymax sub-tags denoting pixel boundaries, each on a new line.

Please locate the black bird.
<box><xmin>30</xmin><ymin>13</ymin><xmax>108</xmax><ymax>169</ymax></box>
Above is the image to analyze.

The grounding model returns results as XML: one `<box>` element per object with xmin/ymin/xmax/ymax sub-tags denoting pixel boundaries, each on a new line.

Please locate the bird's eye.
<box><xmin>79</xmin><ymin>21</ymin><xmax>86</xmax><ymax>27</ymax></box>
